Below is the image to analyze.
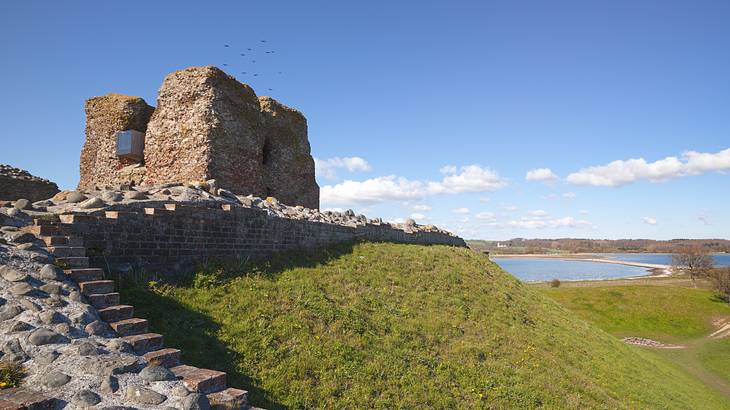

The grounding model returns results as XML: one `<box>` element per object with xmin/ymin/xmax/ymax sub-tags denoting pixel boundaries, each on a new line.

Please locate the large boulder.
<box><xmin>78</xmin><ymin>93</ymin><xmax>154</xmax><ymax>190</ymax></box>
<box><xmin>0</xmin><ymin>164</ymin><xmax>59</xmax><ymax>202</ymax></box>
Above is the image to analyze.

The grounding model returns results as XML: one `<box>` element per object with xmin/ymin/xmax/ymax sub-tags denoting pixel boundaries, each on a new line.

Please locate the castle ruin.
<box><xmin>78</xmin><ymin>66</ymin><xmax>319</xmax><ymax>209</ymax></box>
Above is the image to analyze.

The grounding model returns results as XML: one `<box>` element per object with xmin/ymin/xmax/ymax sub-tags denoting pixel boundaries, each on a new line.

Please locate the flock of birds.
<box><xmin>221</xmin><ymin>40</ymin><xmax>282</xmax><ymax>92</ymax></box>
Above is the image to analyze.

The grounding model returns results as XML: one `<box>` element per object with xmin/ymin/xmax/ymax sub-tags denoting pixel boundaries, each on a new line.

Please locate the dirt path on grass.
<box><xmin>624</xmin><ymin>319</ymin><xmax>730</xmax><ymax>399</ymax></box>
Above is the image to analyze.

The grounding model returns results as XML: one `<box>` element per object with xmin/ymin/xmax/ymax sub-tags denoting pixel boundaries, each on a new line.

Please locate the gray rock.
<box><xmin>183</xmin><ymin>393</ymin><xmax>211</xmax><ymax>410</ymax></box>
<box><xmin>0</xmin><ymin>265</ymin><xmax>28</xmax><ymax>282</ymax></box>
<box><xmin>8</xmin><ymin>320</ymin><xmax>33</xmax><ymax>332</ymax></box>
<box><xmin>34</xmin><ymin>350</ymin><xmax>60</xmax><ymax>365</ymax></box>
<box><xmin>69</xmin><ymin>290</ymin><xmax>83</xmax><ymax>302</ymax></box>
<box><xmin>125</xmin><ymin>386</ymin><xmax>167</xmax><ymax>405</ymax></box>
<box><xmin>44</xmin><ymin>370</ymin><xmax>71</xmax><ymax>387</ymax></box>
<box><xmin>100</xmin><ymin>407</ymin><xmax>137</xmax><ymax>410</ymax></box>
<box><xmin>73</xmin><ymin>389</ymin><xmax>101</xmax><ymax>406</ymax></box>
<box><xmin>29</xmin><ymin>328</ymin><xmax>67</xmax><ymax>345</ymax></box>
<box><xmin>2</xmin><ymin>338</ymin><xmax>28</xmax><ymax>363</ymax></box>
<box><xmin>139</xmin><ymin>365</ymin><xmax>176</xmax><ymax>382</ymax></box>
<box><xmin>124</xmin><ymin>191</ymin><xmax>147</xmax><ymax>200</ymax></box>
<box><xmin>53</xmin><ymin>322</ymin><xmax>72</xmax><ymax>336</ymax></box>
<box><xmin>77</xmin><ymin>341</ymin><xmax>99</xmax><ymax>356</ymax></box>
<box><xmin>85</xmin><ymin>320</ymin><xmax>110</xmax><ymax>336</ymax></box>
<box><xmin>71</xmin><ymin>309</ymin><xmax>96</xmax><ymax>326</ymax></box>
<box><xmin>44</xmin><ymin>295</ymin><xmax>67</xmax><ymax>308</ymax></box>
<box><xmin>0</xmin><ymin>226</ymin><xmax>19</xmax><ymax>233</ymax></box>
<box><xmin>39</xmin><ymin>264</ymin><xmax>65</xmax><ymax>281</ymax></box>
<box><xmin>5</xmin><ymin>231</ymin><xmax>35</xmax><ymax>244</ymax></box>
<box><xmin>39</xmin><ymin>283</ymin><xmax>61</xmax><ymax>295</ymax></box>
<box><xmin>13</xmin><ymin>199</ymin><xmax>30</xmax><ymax>210</ymax></box>
<box><xmin>105</xmin><ymin>338</ymin><xmax>133</xmax><ymax>353</ymax></box>
<box><xmin>39</xmin><ymin>310</ymin><xmax>65</xmax><ymax>325</ymax></box>
<box><xmin>16</xmin><ymin>242</ymin><xmax>35</xmax><ymax>251</ymax></box>
<box><xmin>107</xmin><ymin>356</ymin><xmax>144</xmax><ymax>374</ymax></box>
<box><xmin>0</xmin><ymin>305</ymin><xmax>23</xmax><ymax>321</ymax></box>
<box><xmin>6</xmin><ymin>208</ymin><xmax>21</xmax><ymax>218</ymax></box>
<box><xmin>66</xmin><ymin>191</ymin><xmax>87</xmax><ymax>203</ymax></box>
<box><xmin>100</xmin><ymin>374</ymin><xmax>119</xmax><ymax>394</ymax></box>
<box><xmin>78</xmin><ymin>197</ymin><xmax>105</xmax><ymax>209</ymax></box>
<box><xmin>102</xmin><ymin>191</ymin><xmax>123</xmax><ymax>202</ymax></box>
<box><xmin>171</xmin><ymin>384</ymin><xmax>190</xmax><ymax>397</ymax></box>
<box><xmin>19</xmin><ymin>299</ymin><xmax>40</xmax><ymax>312</ymax></box>
<box><xmin>29</xmin><ymin>251</ymin><xmax>52</xmax><ymax>263</ymax></box>
<box><xmin>9</xmin><ymin>282</ymin><xmax>33</xmax><ymax>296</ymax></box>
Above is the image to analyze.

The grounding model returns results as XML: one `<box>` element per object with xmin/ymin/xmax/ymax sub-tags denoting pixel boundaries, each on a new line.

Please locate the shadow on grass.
<box><xmin>112</xmin><ymin>242</ymin><xmax>362</xmax><ymax>409</ymax></box>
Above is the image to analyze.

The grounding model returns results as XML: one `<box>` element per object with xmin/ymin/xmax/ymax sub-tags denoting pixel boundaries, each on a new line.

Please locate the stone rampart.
<box><xmin>0</xmin><ymin>164</ymin><xmax>60</xmax><ymax>202</ymax></box>
<box><xmin>57</xmin><ymin>204</ymin><xmax>466</xmax><ymax>274</ymax></box>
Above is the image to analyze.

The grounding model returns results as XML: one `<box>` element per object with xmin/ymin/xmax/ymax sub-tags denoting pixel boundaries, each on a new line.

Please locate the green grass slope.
<box><xmin>120</xmin><ymin>243</ymin><xmax>730</xmax><ymax>409</ymax></box>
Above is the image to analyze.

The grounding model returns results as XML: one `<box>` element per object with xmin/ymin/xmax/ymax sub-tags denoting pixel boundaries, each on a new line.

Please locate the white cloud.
<box><xmin>453</xmin><ymin>207</ymin><xmax>470</xmax><ymax>214</ymax></box>
<box><xmin>528</xmin><ymin>209</ymin><xmax>548</xmax><ymax>217</ymax></box>
<box><xmin>567</xmin><ymin>148</ymin><xmax>730</xmax><ymax>187</ymax></box>
<box><xmin>643</xmin><ymin>217</ymin><xmax>657</xmax><ymax>225</ymax></box>
<box><xmin>321</xmin><ymin>175</ymin><xmax>424</xmax><ymax>205</ymax></box>
<box><xmin>562</xmin><ymin>192</ymin><xmax>576</xmax><ymax>199</ymax></box>
<box><xmin>412</xmin><ymin>204</ymin><xmax>432</xmax><ymax>212</ymax></box>
<box><xmin>507</xmin><ymin>216</ymin><xmax>593</xmax><ymax>229</ymax></box>
<box><xmin>315</xmin><ymin>156</ymin><xmax>372</xmax><ymax>179</ymax></box>
<box><xmin>526</xmin><ymin>168</ymin><xmax>558</xmax><ymax>182</ymax></box>
<box><xmin>502</xmin><ymin>205</ymin><xmax>518</xmax><ymax>212</ymax></box>
<box><xmin>321</xmin><ymin>164</ymin><xmax>507</xmax><ymax>207</ymax></box>
<box><xmin>410</xmin><ymin>213</ymin><xmax>427</xmax><ymax>220</ymax></box>
<box><xmin>475</xmin><ymin>212</ymin><xmax>496</xmax><ymax>221</ymax></box>
<box><xmin>479</xmin><ymin>197</ymin><xmax>490</xmax><ymax>203</ymax></box>
<box><xmin>440</xmin><ymin>165</ymin><xmax>458</xmax><ymax>174</ymax></box>
<box><xmin>427</xmin><ymin>165</ymin><xmax>507</xmax><ymax>194</ymax></box>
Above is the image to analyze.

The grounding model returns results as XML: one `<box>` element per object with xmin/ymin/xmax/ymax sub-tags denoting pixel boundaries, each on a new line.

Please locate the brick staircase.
<box><xmin>24</xmin><ymin>218</ymin><xmax>251</xmax><ymax>409</ymax></box>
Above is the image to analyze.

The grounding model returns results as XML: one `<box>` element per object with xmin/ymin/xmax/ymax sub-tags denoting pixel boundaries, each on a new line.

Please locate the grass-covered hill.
<box><xmin>119</xmin><ymin>243</ymin><xmax>730</xmax><ymax>409</ymax></box>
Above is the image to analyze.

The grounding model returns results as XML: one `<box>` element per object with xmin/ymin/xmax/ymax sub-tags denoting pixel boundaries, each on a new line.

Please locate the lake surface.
<box><xmin>492</xmin><ymin>253</ymin><xmax>730</xmax><ymax>282</ymax></box>
<box><xmin>492</xmin><ymin>257</ymin><xmax>650</xmax><ymax>282</ymax></box>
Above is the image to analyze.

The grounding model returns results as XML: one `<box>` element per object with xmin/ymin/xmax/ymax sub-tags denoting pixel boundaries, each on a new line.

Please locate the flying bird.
<box><xmin>240</xmin><ymin>53</ymin><xmax>245</xmax><ymax>56</ymax></box>
<box><xmin>223</xmin><ymin>63</ymin><xmax>229</xmax><ymax>66</ymax></box>
<box><xmin>224</xmin><ymin>44</ymin><xmax>230</xmax><ymax>47</ymax></box>
<box><xmin>260</xmin><ymin>40</ymin><xmax>267</xmax><ymax>43</ymax></box>
<box><xmin>253</xmin><ymin>74</ymin><xmax>259</xmax><ymax>76</ymax></box>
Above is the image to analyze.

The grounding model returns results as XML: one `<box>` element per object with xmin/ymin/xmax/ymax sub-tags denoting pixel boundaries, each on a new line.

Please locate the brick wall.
<box><xmin>59</xmin><ymin>203</ymin><xmax>466</xmax><ymax>275</ymax></box>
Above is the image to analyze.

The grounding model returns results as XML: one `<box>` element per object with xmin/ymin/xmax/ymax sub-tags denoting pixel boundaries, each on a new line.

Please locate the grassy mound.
<box><xmin>120</xmin><ymin>243</ymin><xmax>730</xmax><ymax>409</ymax></box>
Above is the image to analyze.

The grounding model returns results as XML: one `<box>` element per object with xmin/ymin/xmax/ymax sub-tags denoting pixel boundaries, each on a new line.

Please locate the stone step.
<box><xmin>0</xmin><ymin>387</ymin><xmax>56</xmax><ymax>410</ymax></box>
<box><xmin>24</xmin><ymin>225</ymin><xmax>62</xmax><ymax>236</ymax></box>
<box><xmin>122</xmin><ymin>333</ymin><xmax>164</xmax><ymax>354</ymax></box>
<box><xmin>110</xmin><ymin>318</ymin><xmax>148</xmax><ymax>336</ymax></box>
<box><xmin>87</xmin><ymin>292</ymin><xmax>120</xmax><ymax>309</ymax></box>
<box><xmin>79</xmin><ymin>280</ymin><xmax>115</xmax><ymax>295</ymax></box>
<box><xmin>48</xmin><ymin>246</ymin><xmax>86</xmax><ymax>257</ymax></box>
<box><xmin>207</xmin><ymin>387</ymin><xmax>249</xmax><ymax>409</ymax></box>
<box><xmin>98</xmin><ymin>305</ymin><xmax>134</xmax><ymax>322</ymax></box>
<box><xmin>170</xmin><ymin>365</ymin><xmax>227</xmax><ymax>394</ymax></box>
<box><xmin>40</xmin><ymin>236</ymin><xmax>83</xmax><ymax>247</ymax></box>
<box><xmin>55</xmin><ymin>256</ymin><xmax>89</xmax><ymax>268</ymax></box>
<box><xmin>143</xmin><ymin>348</ymin><xmax>181</xmax><ymax>368</ymax></box>
<box><xmin>65</xmin><ymin>268</ymin><xmax>104</xmax><ymax>282</ymax></box>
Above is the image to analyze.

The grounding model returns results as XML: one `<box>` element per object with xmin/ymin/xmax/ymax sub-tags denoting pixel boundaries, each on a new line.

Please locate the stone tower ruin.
<box><xmin>78</xmin><ymin>66</ymin><xmax>319</xmax><ymax>209</ymax></box>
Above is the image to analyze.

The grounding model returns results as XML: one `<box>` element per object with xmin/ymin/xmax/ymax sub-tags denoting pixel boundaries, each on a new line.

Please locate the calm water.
<box><xmin>492</xmin><ymin>253</ymin><xmax>730</xmax><ymax>282</ymax></box>
<box><xmin>492</xmin><ymin>258</ymin><xmax>650</xmax><ymax>282</ymax></box>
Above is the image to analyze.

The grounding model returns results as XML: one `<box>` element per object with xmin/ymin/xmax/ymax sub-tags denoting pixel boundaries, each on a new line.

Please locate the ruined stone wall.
<box><xmin>58</xmin><ymin>204</ymin><xmax>466</xmax><ymax>274</ymax></box>
<box><xmin>81</xmin><ymin>67</ymin><xmax>319</xmax><ymax>209</ymax></box>
<box><xmin>0</xmin><ymin>164</ymin><xmax>59</xmax><ymax>201</ymax></box>
<box><xmin>78</xmin><ymin>94</ymin><xmax>154</xmax><ymax>190</ymax></box>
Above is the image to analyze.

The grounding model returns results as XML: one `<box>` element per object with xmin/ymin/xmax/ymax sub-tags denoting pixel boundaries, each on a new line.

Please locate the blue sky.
<box><xmin>1</xmin><ymin>1</ymin><xmax>728</xmax><ymax>240</ymax></box>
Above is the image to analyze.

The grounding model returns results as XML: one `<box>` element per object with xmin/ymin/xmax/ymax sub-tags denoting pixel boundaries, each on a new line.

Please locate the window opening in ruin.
<box><xmin>262</xmin><ymin>139</ymin><xmax>273</xmax><ymax>165</ymax></box>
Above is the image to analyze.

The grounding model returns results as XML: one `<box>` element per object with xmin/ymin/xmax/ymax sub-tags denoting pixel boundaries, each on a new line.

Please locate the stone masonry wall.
<box><xmin>58</xmin><ymin>204</ymin><xmax>466</xmax><ymax>274</ymax></box>
<box><xmin>0</xmin><ymin>164</ymin><xmax>60</xmax><ymax>202</ymax></box>
<box><xmin>78</xmin><ymin>94</ymin><xmax>155</xmax><ymax>190</ymax></box>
